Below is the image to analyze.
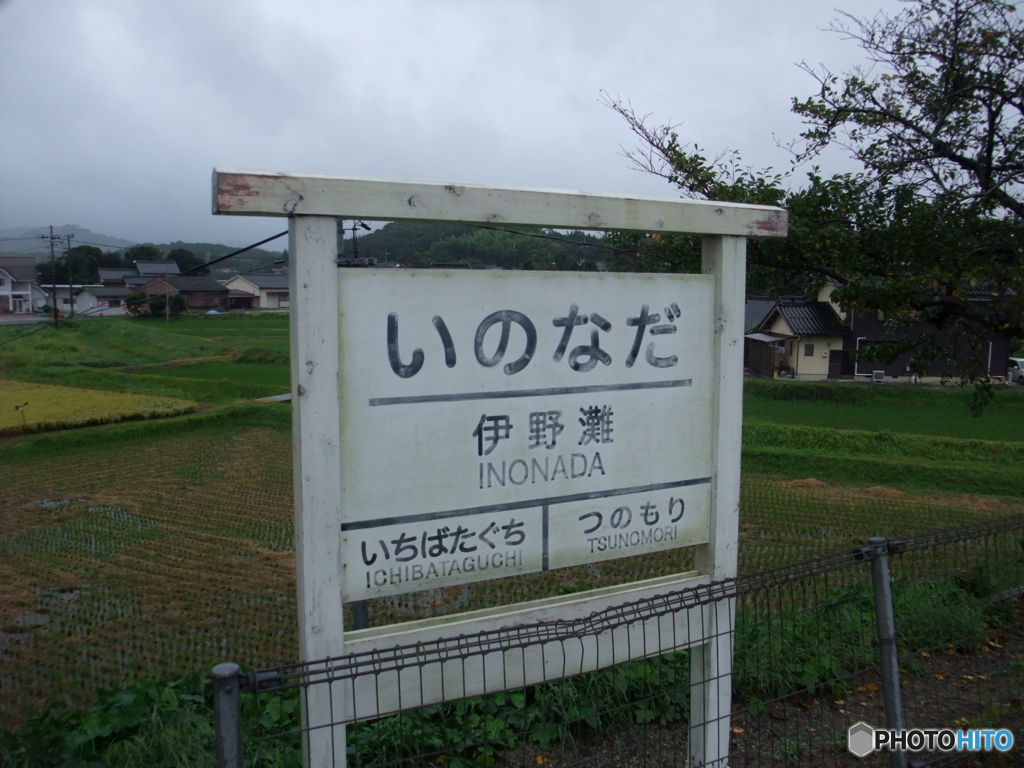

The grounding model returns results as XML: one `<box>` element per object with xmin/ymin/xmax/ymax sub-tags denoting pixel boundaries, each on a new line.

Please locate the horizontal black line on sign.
<box><xmin>340</xmin><ymin>476</ymin><xmax>711</xmax><ymax>532</ymax></box>
<box><xmin>368</xmin><ymin>378</ymin><xmax>693</xmax><ymax>406</ymax></box>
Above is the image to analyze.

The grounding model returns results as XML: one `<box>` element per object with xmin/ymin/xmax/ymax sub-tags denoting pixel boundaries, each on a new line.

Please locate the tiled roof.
<box><xmin>0</xmin><ymin>255</ymin><xmax>37</xmax><ymax>282</ymax></box>
<box><xmin>135</xmin><ymin>260</ymin><xmax>181</xmax><ymax>276</ymax></box>
<box><xmin>745</xmin><ymin>297</ymin><xmax>777</xmax><ymax>333</ymax></box>
<box><xmin>97</xmin><ymin>268</ymin><xmax>135</xmax><ymax>283</ymax></box>
<box><xmin>166</xmin><ymin>276</ymin><xmax>227</xmax><ymax>293</ymax></box>
<box><xmin>775</xmin><ymin>302</ymin><xmax>845</xmax><ymax>336</ymax></box>
<box><xmin>88</xmin><ymin>285</ymin><xmax>131</xmax><ymax>299</ymax></box>
<box><xmin>244</xmin><ymin>275</ymin><xmax>289</xmax><ymax>289</ymax></box>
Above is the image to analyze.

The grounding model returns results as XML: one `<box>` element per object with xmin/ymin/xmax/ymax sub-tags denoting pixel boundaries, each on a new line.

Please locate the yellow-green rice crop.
<box><xmin>0</xmin><ymin>380</ymin><xmax>196</xmax><ymax>436</ymax></box>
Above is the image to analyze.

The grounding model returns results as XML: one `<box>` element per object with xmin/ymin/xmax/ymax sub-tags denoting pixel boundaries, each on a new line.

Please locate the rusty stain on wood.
<box><xmin>750</xmin><ymin>211</ymin><xmax>788</xmax><ymax>236</ymax></box>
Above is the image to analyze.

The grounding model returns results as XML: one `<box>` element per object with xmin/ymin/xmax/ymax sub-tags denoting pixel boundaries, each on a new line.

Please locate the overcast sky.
<box><xmin>0</xmin><ymin>0</ymin><xmax>902</xmax><ymax>247</ymax></box>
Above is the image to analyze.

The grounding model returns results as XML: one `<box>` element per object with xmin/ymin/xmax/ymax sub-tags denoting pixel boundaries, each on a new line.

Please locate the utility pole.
<box><xmin>40</xmin><ymin>226</ymin><xmax>61</xmax><ymax>328</ymax></box>
<box><xmin>65</xmin><ymin>234</ymin><xmax>75</xmax><ymax>318</ymax></box>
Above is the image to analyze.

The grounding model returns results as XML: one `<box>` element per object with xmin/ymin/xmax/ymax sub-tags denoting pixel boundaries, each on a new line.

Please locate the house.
<box><xmin>88</xmin><ymin>286</ymin><xmax>131</xmax><ymax>315</ymax></box>
<box><xmin>745</xmin><ymin>281</ymin><xmax>1013</xmax><ymax>381</ymax></box>
<box><xmin>222</xmin><ymin>274</ymin><xmax>289</xmax><ymax>310</ymax></box>
<box><xmin>828</xmin><ymin>283</ymin><xmax>1012</xmax><ymax>380</ymax></box>
<box><xmin>134</xmin><ymin>260</ymin><xmax>181</xmax><ymax>277</ymax></box>
<box><xmin>746</xmin><ymin>299</ymin><xmax>847</xmax><ymax>380</ymax></box>
<box><xmin>44</xmin><ymin>284</ymin><xmax>129</xmax><ymax>316</ymax></box>
<box><xmin>96</xmin><ymin>267</ymin><xmax>136</xmax><ymax>285</ymax></box>
<box><xmin>0</xmin><ymin>255</ymin><xmax>46</xmax><ymax>313</ymax></box>
<box><xmin>142</xmin><ymin>276</ymin><xmax>229</xmax><ymax>313</ymax></box>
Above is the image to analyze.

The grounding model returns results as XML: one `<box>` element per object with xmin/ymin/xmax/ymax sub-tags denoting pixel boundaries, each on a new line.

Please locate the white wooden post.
<box><xmin>689</xmin><ymin>234</ymin><xmax>746</xmax><ymax>767</ymax></box>
<box><xmin>289</xmin><ymin>216</ymin><xmax>346</xmax><ymax>768</ymax></box>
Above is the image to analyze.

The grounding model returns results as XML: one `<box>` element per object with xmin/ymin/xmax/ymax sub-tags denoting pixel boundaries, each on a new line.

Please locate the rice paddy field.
<box><xmin>0</xmin><ymin>380</ymin><xmax>196</xmax><ymax>436</ymax></box>
<box><xmin>1</xmin><ymin>315</ymin><xmax>1023</xmax><ymax>723</ymax></box>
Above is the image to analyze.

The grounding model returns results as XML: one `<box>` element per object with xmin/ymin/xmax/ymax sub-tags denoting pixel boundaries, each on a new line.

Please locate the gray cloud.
<box><xmin>0</xmin><ymin>0</ymin><xmax>899</xmax><ymax>246</ymax></box>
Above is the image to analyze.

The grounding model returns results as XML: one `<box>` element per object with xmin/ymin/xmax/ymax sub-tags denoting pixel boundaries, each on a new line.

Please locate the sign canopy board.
<box><xmin>340</xmin><ymin>269</ymin><xmax>713</xmax><ymax>601</ymax></box>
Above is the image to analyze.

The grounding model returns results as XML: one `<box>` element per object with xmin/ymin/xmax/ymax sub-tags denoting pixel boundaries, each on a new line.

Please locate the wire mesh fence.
<box><xmin>219</xmin><ymin>514</ymin><xmax>1024</xmax><ymax>767</ymax></box>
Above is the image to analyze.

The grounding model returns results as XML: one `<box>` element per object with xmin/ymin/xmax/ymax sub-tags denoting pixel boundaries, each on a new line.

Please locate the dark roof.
<box><xmin>88</xmin><ymin>285</ymin><xmax>131</xmax><ymax>299</ymax></box>
<box><xmin>135</xmin><ymin>260</ymin><xmax>181</xmax><ymax>276</ymax></box>
<box><xmin>771</xmin><ymin>302</ymin><xmax>846</xmax><ymax>336</ymax></box>
<box><xmin>97</xmin><ymin>268</ymin><xmax>135</xmax><ymax>283</ymax></box>
<box><xmin>745</xmin><ymin>297</ymin><xmax>777</xmax><ymax>333</ymax></box>
<box><xmin>124</xmin><ymin>275</ymin><xmax>152</xmax><ymax>287</ymax></box>
<box><xmin>242</xmin><ymin>274</ymin><xmax>289</xmax><ymax>289</ymax></box>
<box><xmin>0</xmin><ymin>255</ymin><xmax>37</xmax><ymax>282</ymax></box>
<box><xmin>165</xmin><ymin>276</ymin><xmax>227</xmax><ymax>293</ymax></box>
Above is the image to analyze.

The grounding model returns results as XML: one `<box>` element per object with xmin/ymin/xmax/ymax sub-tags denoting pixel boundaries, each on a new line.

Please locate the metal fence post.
<box><xmin>352</xmin><ymin>600</ymin><xmax>369</xmax><ymax>630</ymax></box>
<box><xmin>866</xmin><ymin>537</ymin><xmax>907</xmax><ymax>768</ymax></box>
<box><xmin>212</xmin><ymin>662</ymin><xmax>243</xmax><ymax>768</ymax></box>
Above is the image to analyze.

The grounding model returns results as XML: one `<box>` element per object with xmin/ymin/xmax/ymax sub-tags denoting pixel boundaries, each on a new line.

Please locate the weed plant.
<box><xmin>2</xmin><ymin>576</ymin><xmax>1012</xmax><ymax>767</ymax></box>
<box><xmin>235</xmin><ymin>348</ymin><xmax>290</xmax><ymax>365</ymax></box>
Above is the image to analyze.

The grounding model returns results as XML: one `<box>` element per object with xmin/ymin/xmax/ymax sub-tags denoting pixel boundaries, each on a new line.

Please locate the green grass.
<box><xmin>1</xmin><ymin>319</ymin><xmax>217</xmax><ymax>369</ymax></box>
<box><xmin>744</xmin><ymin>379</ymin><xmax>1024</xmax><ymax>441</ymax></box>
<box><xmin>4</xmin><ymin>572</ymin><xmax>1015</xmax><ymax>768</ymax></box>
<box><xmin>0</xmin><ymin>316</ymin><xmax>292</xmax><ymax>404</ymax></box>
<box><xmin>0</xmin><ymin>403</ymin><xmax>290</xmax><ymax>464</ymax></box>
<box><xmin>740</xmin><ymin>383</ymin><xmax>1024</xmax><ymax>494</ymax></box>
<box><xmin>139</xmin><ymin>362</ymin><xmax>290</xmax><ymax>389</ymax></box>
<box><xmin>2</xmin><ymin>317</ymin><xmax>1024</xmax><ymax>756</ymax></box>
<box><xmin>741</xmin><ymin>421</ymin><xmax>1024</xmax><ymax>494</ymax></box>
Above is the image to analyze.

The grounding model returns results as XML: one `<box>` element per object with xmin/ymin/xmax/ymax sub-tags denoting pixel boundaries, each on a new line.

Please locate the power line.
<box><xmin>0</xmin><ymin>232</ymin><xmax>290</xmax><ymax>345</ymax></box>
<box><xmin>0</xmin><ymin>237</ymin><xmax>128</xmax><ymax>248</ymax></box>
<box><xmin>68</xmin><ymin>239</ymin><xmax>134</xmax><ymax>250</ymax></box>
<box><xmin>180</xmin><ymin>231</ymin><xmax>288</xmax><ymax>275</ymax></box>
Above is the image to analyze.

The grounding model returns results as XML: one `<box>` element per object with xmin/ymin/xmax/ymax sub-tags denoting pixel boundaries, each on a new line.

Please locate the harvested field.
<box><xmin>0</xmin><ymin>380</ymin><xmax>196</xmax><ymax>437</ymax></box>
<box><xmin>2</xmin><ymin>409</ymin><xmax>1023</xmax><ymax>722</ymax></box>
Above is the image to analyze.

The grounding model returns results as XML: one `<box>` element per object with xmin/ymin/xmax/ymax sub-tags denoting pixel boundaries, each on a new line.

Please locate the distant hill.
<box><xmin>154</xmin><ymin>241</ymin><xmax>287</xmax><ymax>273</ymax></box>
<box><xmin>0</xmin><ymin>226</ymin><xmax>135</xmax><ymax>259</ymax></box>
<box><xmin>338</xmin><ymin>220</ymin><xmax>607</xmax><ymax>271</ymax></box>
<box><xmin>0</xmin><ymin>228</ymin><xmax>287</xmax><ymax>274</ymax></box>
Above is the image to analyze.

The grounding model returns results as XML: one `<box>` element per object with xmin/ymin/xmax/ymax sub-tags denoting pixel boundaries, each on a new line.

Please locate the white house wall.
<box><xmin>0</xmin><ymin>270</ymin><xmax>35</xmax><ymax>313</ymax></box>
<box><xmin>766</xmin><ymin>314</ymin><xmax>842</xmax><ymax>380</ymax></box>
<box><xmin>792</xmin><ymin>335</ymin><xmax>843</xmax><ymax>380</ymax></box>
<box><xmin>51</xmin><ymin>286</ymin><xmax>128</xmax><ymax>317</ymax></box>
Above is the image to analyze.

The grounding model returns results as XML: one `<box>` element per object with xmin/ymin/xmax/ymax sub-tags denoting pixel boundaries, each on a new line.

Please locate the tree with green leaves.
<box><xmin>166</xmin><ymin>248</ymin><xmax>207</xmax><ymax>275</ymax></box>
<box><xmin>36</xmin><ymin>245</ymin><xmax>133</xmax><ymax>285</ymax></box>
<box><xmin>793</xmin><ymin>0</ymin><xmax>1024</xmax><ymax>220</ymax></box>
<box><xmin>601</xmin><ymin>0</ymin><xmax>1024</xmax><ymax>391</ymax></box>
<box><xmin>123</xmin><ymin>244</ymin><xmax>163</xmax><ymax>263</ymax></box>
<box><xmin>124</xmin><ymin>291</ymin><xmax>147</xmax><ymax>316</ymax></box>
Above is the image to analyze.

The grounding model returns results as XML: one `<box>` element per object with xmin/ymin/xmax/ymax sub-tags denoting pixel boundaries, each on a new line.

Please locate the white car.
<box><xmin>1009</xmin><ymin>357</ymin><xmax>1024</xmax><ymax>384</ymax></box>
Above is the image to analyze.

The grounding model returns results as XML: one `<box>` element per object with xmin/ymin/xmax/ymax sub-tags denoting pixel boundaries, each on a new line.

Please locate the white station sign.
<box><xmin>339</xmin><ymin>269</ymin><xmax>714</xmax><ymax>601</ymax></box>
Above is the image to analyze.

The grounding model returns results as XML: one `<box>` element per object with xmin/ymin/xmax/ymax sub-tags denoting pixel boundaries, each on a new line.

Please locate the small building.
<box><xmin>96</xmin><ymin>267</ymin><xmax>136</xmax><ymax>285</ymax></box>
<box><xmin>142</xmin><ymin>276</ymin><xmax>229</xmax><ymax>313</ymax></box>
<box><xmin>0</xmin><ymin>255</ymin><xmax>44</xmax><ymax>313</ymax></box>
<box><xmin>87</xmin><ymin>285</ymin><xmax>131</xmax><ymax>315</ymax></box>
<box><xmin>227</xmin><ymin>289</ymin><xmax>259</xmax><ymax>311</ymax></box>
<box><xmin>222</xmin><ymin>274</ymin><xmax>290</xmax><ymax>309</ymax></box>
<box><xmin>46</xmin><ymin>284</ymin><xmax>111</xmax><ymax>316</ymax></box>
<box><xmin>744</xmin><ymin>281</ymin><xmax>1013</xmax><ymax>381</ymax></box>
<box><xmin>747</xmin><ymin>301</ymin><xmax>847</xmax><ymax>380</ymax></box>
<box><xmin>134</xmin><ymin>260</ymin><xmax>181</xmax><ymax>278</ymax></box>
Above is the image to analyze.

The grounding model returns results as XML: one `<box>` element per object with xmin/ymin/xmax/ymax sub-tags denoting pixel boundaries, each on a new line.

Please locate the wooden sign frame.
<box><xmin>213</xmin><ymin>169</ymin><xmax>787</xmax><ymax>767</ymax></box>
